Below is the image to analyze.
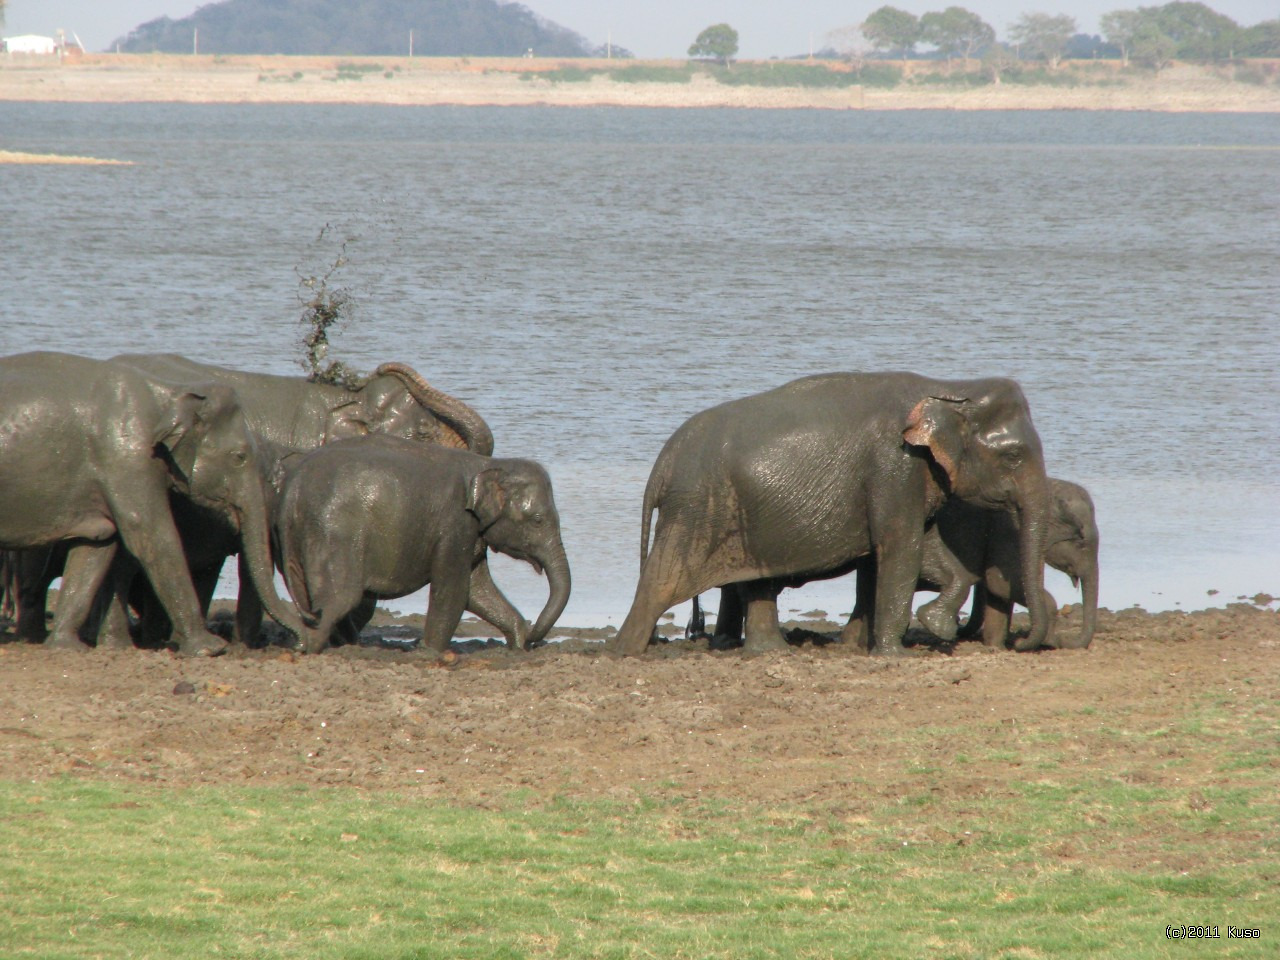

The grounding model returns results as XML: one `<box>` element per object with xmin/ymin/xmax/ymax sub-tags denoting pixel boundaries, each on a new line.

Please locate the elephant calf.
<box><xmin>917</xmin><ymin>477</ymin><xmax>1099</xmax><ymax>650</ymax></box>
<box><xmin>274</xmin><ymin>436</ymin><xmax>570</xmax><ymax>654</ymax></box>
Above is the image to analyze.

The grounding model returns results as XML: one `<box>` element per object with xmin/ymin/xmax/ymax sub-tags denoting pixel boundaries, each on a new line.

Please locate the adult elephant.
<box><xmin>611</xmin><ymin>372</ymin><xmax>1052</xmax><ymax>657</ymax></box>
<box><xmin>0</xmin><ymin>352</ymin><xmax>309</xmax><ymax>655</ymax></box>
<box><xmin>111</xmin><ymin>353</ymin><xmax>494</xmax><ymax>455</ymax></box>
<box><xmin>103</xmin><ymin>353</ymin><xmax>496</xmax><ymax>646</ymax></box>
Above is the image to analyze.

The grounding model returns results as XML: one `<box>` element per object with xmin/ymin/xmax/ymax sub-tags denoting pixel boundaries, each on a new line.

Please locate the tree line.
<box><xmin>848</xmin><ymin>2</ymin><xmax>1279</xmax><ymax>68</ymax></box>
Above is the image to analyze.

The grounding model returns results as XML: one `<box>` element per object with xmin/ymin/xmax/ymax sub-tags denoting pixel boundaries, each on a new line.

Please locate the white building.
<box><xmin>3</xmin><ymin>35</ymin><xmax>61</xmax><ymax>55</ymax></box>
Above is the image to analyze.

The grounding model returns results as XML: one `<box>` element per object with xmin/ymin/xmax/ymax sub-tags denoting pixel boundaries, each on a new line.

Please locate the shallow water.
<box><xmin>3</xmin><ymin>103</ymin><xmax>1278</xmax><ymax>626</ymax></box>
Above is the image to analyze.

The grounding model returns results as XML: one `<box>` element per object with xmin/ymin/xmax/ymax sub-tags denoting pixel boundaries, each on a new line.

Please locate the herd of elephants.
<box><xmin>0</xmin><ymin>351</ymin><xmax>1099</xmax><ymax>659</ymax></box>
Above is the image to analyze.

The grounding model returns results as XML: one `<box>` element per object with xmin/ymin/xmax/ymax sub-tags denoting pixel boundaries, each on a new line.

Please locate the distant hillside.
<box><xmin>112</xmin><ymin>0</ymin><xmax>607</xmax><ymax>57</ymax></box>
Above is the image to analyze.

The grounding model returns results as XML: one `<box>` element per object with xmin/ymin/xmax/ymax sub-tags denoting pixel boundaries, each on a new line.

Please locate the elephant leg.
<box><xmin>93</xmin><ymin>552</ymin><xmax>140</xmax><ymax>650</ymax></box>
<box><xmin>110</xmin><ymin>495</ymin><xmax>227</xmax><ymax>658</ymax></box>
<box><xmin>980</xmin><ymin>591</ymin><xmax>1014</xmax><ymax>649</ymax></box>
<box><xmin>465</xmin><ymin>558</ymin><xmax>529</xmax><ymax>649</ymax></box>
<box><xmin>613</xmin><ymin>534</ymin><xmax>710</xmax><ymax>655</ymax></box>
<box><xmin>715</xmin><ymin>584</ymin><xmax>745</xmax><ymax>642</ymax></box>
<box><xmin>956</xmin><ymin>583</ymin><xmax>987</xmax><ymax>640</ymax></box>
<box><xmin>869</xmin><ymin>540</ymin><xmax>923</xmax><ymax>657</ymax></box>
<box><xmin>45</xmin><ymin>543</ymin><xmax>117</xmax><ymax>651</ymax></box>
<box><xmin>234</xmin><ymin>554</ymin><xmax>266</xmax><ymax>647</ymax></box>
<box><xmin>1035</xmin><ymin>587</ymin><xmax>1060</xmax><ymax>649</ymax></box>
<box><xmin>334</xmin><ymin>596</ymin><xmax>376</xmax><ymax>647</ymax></box>
<box><xmin>15</xmin><ymin>547</ymin><xmax>60</xmax><ymax>643</ymax></box>
<box><xmin>840</xmin><ymin>559</ymin><xmax>873</xmax><ymax>651</ymax></box>
<box><xmin>421</xmin><ymin>576</ymin><xmax>469</xmax><ymax>654</ymax></box>
<box><xmin>741</xmin><ymin>579</ymin><xmax>787</xmax><ymax>653</ymax></box>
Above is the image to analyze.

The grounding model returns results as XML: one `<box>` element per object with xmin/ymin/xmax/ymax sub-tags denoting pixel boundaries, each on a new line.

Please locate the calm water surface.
<box><xmin>3</xmin><ymin>103</ymin><xmax>1278</xmax><ymax>626</ymax></box>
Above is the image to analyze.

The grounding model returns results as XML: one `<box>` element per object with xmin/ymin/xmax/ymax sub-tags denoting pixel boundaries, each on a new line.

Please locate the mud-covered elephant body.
<box><xmin>275</xmin><ymin>435</ymin><xmax>571</xmax><ymax>654</ymax></box>
<box><xmin>0</xmin><ymin>352</ymin><xmax>307</xmax><ymax>655</ymax></box>
<box><xmin>101</xmin><ymin>353</ymin><xmax>496</xmax><ymax>646</ymax></box>
<box><xmin>930</xmin><ymin>477</ymin><xmax>1099</xmax><ymax>649</ymax></box>
<box><xmin>613</xmin><ymin>372</ymin><xmax>1052</xmax><ymax>656</ymax></box>
<box><xmin>112</xmin><ymin>354</ymin><xmax>494</xmax><ymax>455</ymax></box>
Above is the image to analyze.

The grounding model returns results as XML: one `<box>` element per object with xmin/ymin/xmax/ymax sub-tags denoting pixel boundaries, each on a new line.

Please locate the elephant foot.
<box><xmin>870</xmin><ymin>640</ymin><xmax>925</xmax><ymax>659</ymax></box>
<box><xmin>1013</xmin><ymin>635</ymin><xmax>1046</xmax><ymax>653</ymax></box>
<box><xmin>44</xmin><ymin>633</ymin><xmax>92</xmax><ymax>653</ymax></box>
<box><xmin>173</xmin><ymin>630</ymin><xmax>229</xmax><ymax>658</ymax></box>
<box><xmin>917</xmin><ymin>599</ymin><xmax>959</xmax><ymax>641</ymax></box>
<box><xmin>742</xmin><ymin>630</ymin><xmax>789</xmax><ymax>654</ymax></box>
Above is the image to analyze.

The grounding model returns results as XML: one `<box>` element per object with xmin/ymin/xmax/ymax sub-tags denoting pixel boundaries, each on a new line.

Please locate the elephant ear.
<box><xmin>153</xmin><ymin>383</ymin><xmax>237</xmax><ymax>483</ymax></box>
<box><xmin>466</xmin><ymin>467</ymin><xmax>508</xmax><ymax>531</ymax></box>
<box><xmin>902</xmin><ymin>395</ymin><xmax>970</xmax><ymax>489</ymax></box>
<box><xmin>324</xmin><ymin>400</ymin><xmax>371</xmax><ymax>442</ymax></box>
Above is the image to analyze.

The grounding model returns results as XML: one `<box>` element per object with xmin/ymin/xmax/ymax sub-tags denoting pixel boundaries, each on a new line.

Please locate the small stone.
<box><xmin>173</xmin><ymin>681</ymin><xmax>197</xmax><ymax>695</ymax></box>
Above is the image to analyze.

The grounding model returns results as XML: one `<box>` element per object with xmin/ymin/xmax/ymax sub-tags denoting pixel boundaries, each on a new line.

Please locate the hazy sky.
<box><xmin>6</xmin><ymin>0</ymin><xmax>1278</xmax><ymax>58</ymax></box>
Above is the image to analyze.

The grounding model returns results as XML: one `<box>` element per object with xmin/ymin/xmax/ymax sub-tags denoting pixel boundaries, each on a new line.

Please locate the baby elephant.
<box><xmin>274</xmin><ymin>436</ymin><xmax>570</xmax><ymax>654</ymax></box>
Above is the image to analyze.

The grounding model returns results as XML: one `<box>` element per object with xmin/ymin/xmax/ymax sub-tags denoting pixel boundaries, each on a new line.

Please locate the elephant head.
<box><xmin>467</xmin><ymin>460</ymin><xmax>571</xmax><ymax>647</ymax></box>
<box><xmin>324</xmin><ymin>362</ymin><xmax>495</xmax><ymax>456</ymax></box>
<box><xmin>902</xmin><ymin>379</ymin><xmax>1052</xmax><ymax>651</ymax></box>
<box><xmin>154</xmin><ymin>382</ymin><xmax>310</xmax><ymax>641</ymax></box>
<box><xmin>1044</xmin><ymin>478</ymin><xmax>1100</xmax><ymax>649</ymax></box>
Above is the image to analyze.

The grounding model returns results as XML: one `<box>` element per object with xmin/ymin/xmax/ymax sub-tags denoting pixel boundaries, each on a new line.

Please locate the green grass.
<box><xmin>3</xmin><ymin>692</ymin><xmax>1276</xmax><ymax>958</ymax></box>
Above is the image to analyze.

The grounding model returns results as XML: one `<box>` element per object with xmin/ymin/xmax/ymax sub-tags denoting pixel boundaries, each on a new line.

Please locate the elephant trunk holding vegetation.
<box><xmin>611</xmin><ymin>372</ymin><xmax>1052</xmax><ymax>657</ymax></box>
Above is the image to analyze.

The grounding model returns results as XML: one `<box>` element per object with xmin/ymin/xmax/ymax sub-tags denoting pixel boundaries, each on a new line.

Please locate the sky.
<box><xmin>5</xmin><ymin>0</ymin><xmax>1278</xmax><ymax>58</ymax></box>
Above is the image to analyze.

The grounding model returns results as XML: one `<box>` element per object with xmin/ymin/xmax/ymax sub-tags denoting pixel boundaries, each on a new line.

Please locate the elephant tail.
<box><xmin>639</xmin><ymin>448</ymin><xmax>673</xmax><ymax>569</ymax></box>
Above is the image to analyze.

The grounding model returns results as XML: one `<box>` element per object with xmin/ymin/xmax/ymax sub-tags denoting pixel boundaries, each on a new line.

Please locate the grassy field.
<box><xmin>4</xmin><ymin>687</ymin><xmax>1275</xmax><ymax>959</ymax></box>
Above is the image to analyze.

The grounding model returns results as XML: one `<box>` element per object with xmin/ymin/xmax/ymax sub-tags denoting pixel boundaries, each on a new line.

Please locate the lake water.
<box><xmin>3</xmin><ymin>103</ymin><xmax>1278</xmax><ymax>628</ymax></box>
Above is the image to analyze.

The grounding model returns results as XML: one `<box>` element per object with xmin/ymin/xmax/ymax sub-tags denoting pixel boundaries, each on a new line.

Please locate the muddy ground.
<box><xmin>1</xmin><ymin>600</ymin><xmax>1277</xmax><ymax>808</ymax></box>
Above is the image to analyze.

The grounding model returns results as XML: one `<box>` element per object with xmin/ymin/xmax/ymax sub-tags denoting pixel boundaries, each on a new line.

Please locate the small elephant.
<box><xmin>933</xmin><ymin>478</ymin><xmax>1099</xmax><ymax>649</ymax></box>
<box><xmin>612</xmin><ymin>373</ymin><xmax>1053</xmax><ymax>657</ymax></box>
<box><xmin>274</xmin><ymin>436</ymin><xmax>571</xmax><ymax>654</ymax></box>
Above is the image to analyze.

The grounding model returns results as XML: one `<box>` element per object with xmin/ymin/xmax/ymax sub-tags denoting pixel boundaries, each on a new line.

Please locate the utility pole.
<box><xmin>409</xmin><ymin>29</ymin><xmax>414</xmax><ymax>57</ymax></box>
<box><xmin>194</xmin><ymin>28</ymin><xmax>198</xmax><ymax>55</ymax></box>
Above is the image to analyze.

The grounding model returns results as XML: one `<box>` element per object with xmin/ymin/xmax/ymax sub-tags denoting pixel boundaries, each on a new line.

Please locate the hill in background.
<box><xmin>113</xmin><ymin>0</ymin><xmax>611</xmax><ymax>57</ymax></box>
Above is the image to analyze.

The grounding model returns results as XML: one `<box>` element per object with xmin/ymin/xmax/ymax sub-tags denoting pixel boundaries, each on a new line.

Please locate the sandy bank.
<box><xmin>2</xmin><ymin>54</ymin><xmax>1278</xmax><ymax>112</ymax></box>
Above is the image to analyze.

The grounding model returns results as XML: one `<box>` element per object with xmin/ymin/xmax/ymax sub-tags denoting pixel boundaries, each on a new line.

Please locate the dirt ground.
<box><xmin>2</xmin><ymin>599</ymin><xmax>1277</xmax><ymax>809</ymax></box>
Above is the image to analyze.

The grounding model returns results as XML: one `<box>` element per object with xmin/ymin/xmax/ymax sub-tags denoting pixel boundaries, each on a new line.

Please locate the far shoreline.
<box><xmin>1</xmin><ymin>53</ymin><xmax>1278</xmax><ymax>112</ymax></box>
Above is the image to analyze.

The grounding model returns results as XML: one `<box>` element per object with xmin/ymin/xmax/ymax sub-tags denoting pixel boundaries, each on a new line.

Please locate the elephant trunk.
<box><xmin>1075</xmin><ymin>559</ymin><xmax>1099</xmax><ymax>649</ymax></box>
<box><xmin>375</xmin><ymin>362</ymin><xmax>495</xmax><ymax>457</ymax></box>
<box><xmin>234</xmin><ymin>479</ymin><xmax>311</xmax><ymax>644</ymax></box>
<box><xmin>1013</xmin><ymin>478</ymin><xmax>1052</xmax><ymax>652</ymax></box>
<box><xmin>526</xmin><ymin>541</ymin><xmax>571</xmax><ymax>648</ymax></box>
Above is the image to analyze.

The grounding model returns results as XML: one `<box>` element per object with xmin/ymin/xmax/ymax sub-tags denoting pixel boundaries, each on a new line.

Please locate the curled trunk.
<box><xmin>375</xmin><ymin>363</ymin><xmax>495</xmax><ymax>457</ymax></box>
<box><xmin>526</xmin><ymin>542</ymin><xmax>571</xmax><ymax>647</ymax></box>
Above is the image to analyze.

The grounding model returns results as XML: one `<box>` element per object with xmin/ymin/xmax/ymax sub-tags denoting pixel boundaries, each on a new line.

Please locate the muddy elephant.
<box><xmin>275</xmin><ymin>435</ymin><xmax>571</xmax><ymax>654</ymax></box>
<box><xmin>112</xmin><ymin>353</ymin><xmax>494</xmax><ymax>455</ymax></box>
<box><xmin>97</xmin><ymin>353</ymin><xmax>497</xmax><ymax>647</ymax></box>
<box><xmin>936</xmin><ymin>477</ymin><xmax>1099</xmax><ymax>649</ymax></box>
<box><xmin>709</xmin><ymin>477</ymin><xmax>1099</xmax><ymax>651</ymax></box>
<box><xmin>0</xmin><ymin>352</ymin><xmax>308</xmax><ymax>655</ymax></box>
<box><xmin>612</xmin><ymin>372</ymin><xmax>1052</xmax><ymax>657</ymax></box>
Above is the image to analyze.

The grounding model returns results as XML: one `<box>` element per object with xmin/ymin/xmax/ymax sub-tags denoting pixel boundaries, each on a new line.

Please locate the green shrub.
<box><xmin>525</xmin><ymin>66</ymin><xmax>603</xmax><ymax>83</ymax></box>
<box><xmin>706</xmin><ymin>62</ymin><xmax>861</xmax><ymax>88</ymax></box>
<box><xmin>610</xmin><ymin>64</ymin><xmax>695</xmax><ymax>84</ymax></box>
<box><xmin>853</xmin><ymin>62</ymin><xmax>903</xmax><ymax>88</ymax></box>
